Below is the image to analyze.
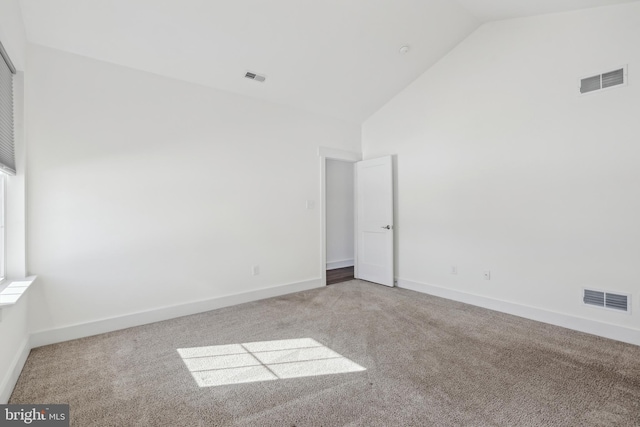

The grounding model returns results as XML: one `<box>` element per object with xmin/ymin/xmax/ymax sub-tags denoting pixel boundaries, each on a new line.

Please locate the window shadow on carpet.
<box><xmin>178</xmin><ymin>338</ymin><xmax>365</xmax><ymax>387</ymax></box>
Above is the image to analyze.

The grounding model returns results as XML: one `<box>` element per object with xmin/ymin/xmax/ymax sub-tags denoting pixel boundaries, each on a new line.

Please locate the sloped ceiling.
<box><xmin>456</xmin><ymin>0</ymin><xmax>638</xmax><ymax>21</ymax></box>
<box><xmin>18</xmin><ymin>0</ymin><xmax>639</xmax><ymax>123</ymax></box>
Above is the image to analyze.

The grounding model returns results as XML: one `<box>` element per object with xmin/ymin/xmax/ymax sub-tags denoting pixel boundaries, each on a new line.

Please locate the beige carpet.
<box><xmin>10</xmin><ymin>280</ymin><xmax>640</xmax><ymax>426</ymax></box>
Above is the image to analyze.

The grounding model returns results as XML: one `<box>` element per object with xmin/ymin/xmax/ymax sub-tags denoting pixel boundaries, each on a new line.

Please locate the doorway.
<box><xmin>319</xmin><ymin>148</ymin><xmax>394</xmax><ymax>288</ymax></box>
<box><xmin>325</xmin><ymin>159</ymin><xmax>355</xmax><ymax>285</ymax></box>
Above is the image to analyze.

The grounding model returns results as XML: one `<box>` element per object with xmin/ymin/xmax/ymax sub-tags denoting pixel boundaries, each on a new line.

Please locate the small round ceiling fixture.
<box><xmin>399</xmin><ymin>45</ymin><xmax>410</xmax><ymax>54</ymax></box>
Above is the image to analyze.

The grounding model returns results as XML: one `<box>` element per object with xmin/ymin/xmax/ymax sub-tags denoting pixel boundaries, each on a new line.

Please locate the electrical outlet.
<box><xmin>451</xmin><ymin>265</ymin><xmax>458</xmax><ymax>275</ymax></box>
<box><xmin>306</xmin><ymin>200</ymin><xmax>315</xmax><ymax>210</ymax></box>
<box><xmin>252</xmin><ymin>265</ymin><xmax>260</xmax><ymax>276</ymax></box>
<box><xmin>483</xmin><ymin>270</ymin><xmax>491</xmax><ymax>280</ymax></box>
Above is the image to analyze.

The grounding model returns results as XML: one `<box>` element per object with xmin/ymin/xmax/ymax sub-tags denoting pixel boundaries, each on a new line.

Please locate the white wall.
<box><xmin>326</xmin><ymin>159</ymin><xmax>354</xmax><ymax>269</ymax></box>
<box><xmin>26</xmin><ymin>44</ymin><xmax>360</xmax><ymax>339</ymax></box>
<box><xmin>0</xmin><ymin>293</ymin><xmax>30</xmax><ymax>403</ymax></box>
<box><xmin>0</xmin><ymin>0</ymin><xmax>29</xmax><ymax>403</ymax></box>
<box><xmin>363</xmin><ymin>3</ymin><xmax>640</xmax><ymax>340</ymax></box>
<box><xmin>0</xmin><ymin>0</ymin><xmax>26</xmax><ymax>71</ymax></box>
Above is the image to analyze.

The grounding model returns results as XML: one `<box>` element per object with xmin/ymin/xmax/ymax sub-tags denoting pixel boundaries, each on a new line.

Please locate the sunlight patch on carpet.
<box><xmin>177</xmin><ymin>338</ymin><xmax>365</xmax><ymax>387</ymax></box>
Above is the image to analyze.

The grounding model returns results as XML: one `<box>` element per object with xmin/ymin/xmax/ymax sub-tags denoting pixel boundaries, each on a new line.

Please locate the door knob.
<box><xmin>381</xmin><ymin>225</ymin><xmax>392</xmax><ymax>230</ymax></box>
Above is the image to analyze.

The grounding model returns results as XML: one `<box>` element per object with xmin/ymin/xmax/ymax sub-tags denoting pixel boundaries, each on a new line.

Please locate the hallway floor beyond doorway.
<box><xmin>326</xmin><ymin>266</ymin><xmax>354</xmax><ymax>285</ymax></box>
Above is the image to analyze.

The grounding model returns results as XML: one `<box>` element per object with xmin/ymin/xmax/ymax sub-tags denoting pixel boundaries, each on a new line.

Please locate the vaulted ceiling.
<box><xmin>19</xmin><ymin>0</ymin><xmax>639</xmax><ymax>123</ymax></box>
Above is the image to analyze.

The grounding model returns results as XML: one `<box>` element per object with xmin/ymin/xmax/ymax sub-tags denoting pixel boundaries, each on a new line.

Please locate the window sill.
<box><xmin>0</xmin><ymin>276</ymin><xmax>37</xmax><ymax>307</ymax></box>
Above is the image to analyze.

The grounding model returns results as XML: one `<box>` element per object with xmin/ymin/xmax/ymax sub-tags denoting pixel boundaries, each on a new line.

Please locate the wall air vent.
<box><xmin>580</xmin><ymin>66</ymin><xmax>627</xmax><ymax>94</ymax></box>
<box><xmin>583</xmin><ymin>288</ymin><xmax>630</xmax><ymax>313</ymax></box>
<box><xmin>245</xmin><ymin>71</ymin><xmax>266</xmax><ymax>82</ymax></box>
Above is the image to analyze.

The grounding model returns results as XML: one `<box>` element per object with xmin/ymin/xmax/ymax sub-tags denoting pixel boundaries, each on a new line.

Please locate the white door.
<box><xmin>355</xmin><ymin>156</ymin><xmax>394</xmax><ymax>287</ymax></box>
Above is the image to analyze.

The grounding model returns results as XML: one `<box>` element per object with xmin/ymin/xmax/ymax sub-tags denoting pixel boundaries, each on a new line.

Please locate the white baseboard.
<box><xmin>397</xmin><ymin>278</ymin><xmax>640</xmax><ymax>347</ymax></box>
<box><xmin>326</xmin><ymin>259</ymin><xmax>354</xmax><ymax>270</ymax></box>
<box><xmin>30</xmin><ymin>278</ymin><xmax>323</xmax><ymax>349</ymax></box>
<box><xmin>0</xmin><ymin>337</ymin><xmax>30</xmax><ymax>404</ymax></box>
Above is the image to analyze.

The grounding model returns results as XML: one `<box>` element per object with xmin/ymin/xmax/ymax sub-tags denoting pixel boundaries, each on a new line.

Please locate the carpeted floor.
<box><xmin>10</xmin><ymin>280</ymin><xmax>640</xmax><ymax>426</ymax></box>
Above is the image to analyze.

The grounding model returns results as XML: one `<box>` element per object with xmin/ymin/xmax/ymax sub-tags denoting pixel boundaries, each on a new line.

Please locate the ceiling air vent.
<box><xmin>245</xmin><ymin>71</ymin><xmax>266</xmax><ymax>82</ymax></box>
<box><xmin>583</xmin><ymin>288</ymin><xmax>630</xmax><ymax>313</ymax></box>
<box><xmin>580</xmin><ymin>66</ymin><xmax>627</xmax><ymax>94</ymax></box>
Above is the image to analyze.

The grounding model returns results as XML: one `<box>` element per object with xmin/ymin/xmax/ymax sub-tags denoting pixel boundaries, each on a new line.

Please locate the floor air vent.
<box><xmin>580</xmin><ymin>66</ymin><xmax>626</xmax><ymax>94</ymax></box>
<box><xmin>583</xmin><ymin>288</ymin><xmax>630</xmax><ymax>313</ymax></box>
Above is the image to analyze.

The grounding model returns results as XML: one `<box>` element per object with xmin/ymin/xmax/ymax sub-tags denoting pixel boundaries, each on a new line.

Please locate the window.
<box><xmin>0</xmin><ymin>174</ymin><xmax>4</xmax><ymax>280</ymax></box>
<box><xmin>0</xmin><ymin>40</ymin><xmax>16</xmax><ymax>282</ymax></box>
<box><xmin>0</xmin><ymin>40</ymin><xmax>16</xmax><ymax>174</ymax></box>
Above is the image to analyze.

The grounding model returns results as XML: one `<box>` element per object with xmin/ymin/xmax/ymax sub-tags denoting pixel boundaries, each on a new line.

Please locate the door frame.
<box><xmin>318</xmin><ymin>147</ymin><xmax>362</xmax><ymax>286</ymax></box>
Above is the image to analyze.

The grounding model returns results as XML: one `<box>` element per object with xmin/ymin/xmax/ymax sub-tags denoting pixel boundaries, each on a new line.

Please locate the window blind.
<box><xmin>0</xmin><ymin>40</ymin><xmax>16</xmax><ymax>175</ymax></box>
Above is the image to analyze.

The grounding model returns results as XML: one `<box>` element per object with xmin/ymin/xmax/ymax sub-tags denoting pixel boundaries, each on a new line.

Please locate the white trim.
<box><xmin>0</xmin><ymin>174</ymin><xmax>5</xmax><ymax>281</ymax></box>
<box><xmin>318</xmin><ymin>147</ymin><xmax>362</xmax><ymax>162</ymax></box>
<box><xmin>0</xmin><ymin>276</ymin><xmax>37</xmax><ymax>308</ymax></box>
<box><xmin>353</xmin><ymin>161</ymin><xmax>359</xmax><ymax>280</ymax></box>
<box><xmin>397</xmin><ymin>278</ymin><xmax>640</xmax><ymax>347</ymax></box>
<box><xmin>30</xmin><ymin>278</ymin><xmax>322</xmax><ymax>348</ymax></box>
<box><xmin>326</xmin><ymin>259</ymin><xmax>355</xmax><ymax>270</ymax></box>
<box><xmin>320</xmin><ymin>156</ymin><xmax>327</xmax><ymax>287</ymax></box>
<box><xmin>0</xmin><ymin>337</ymin><xmax>29</xmax><ymax>404</ymax></box>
